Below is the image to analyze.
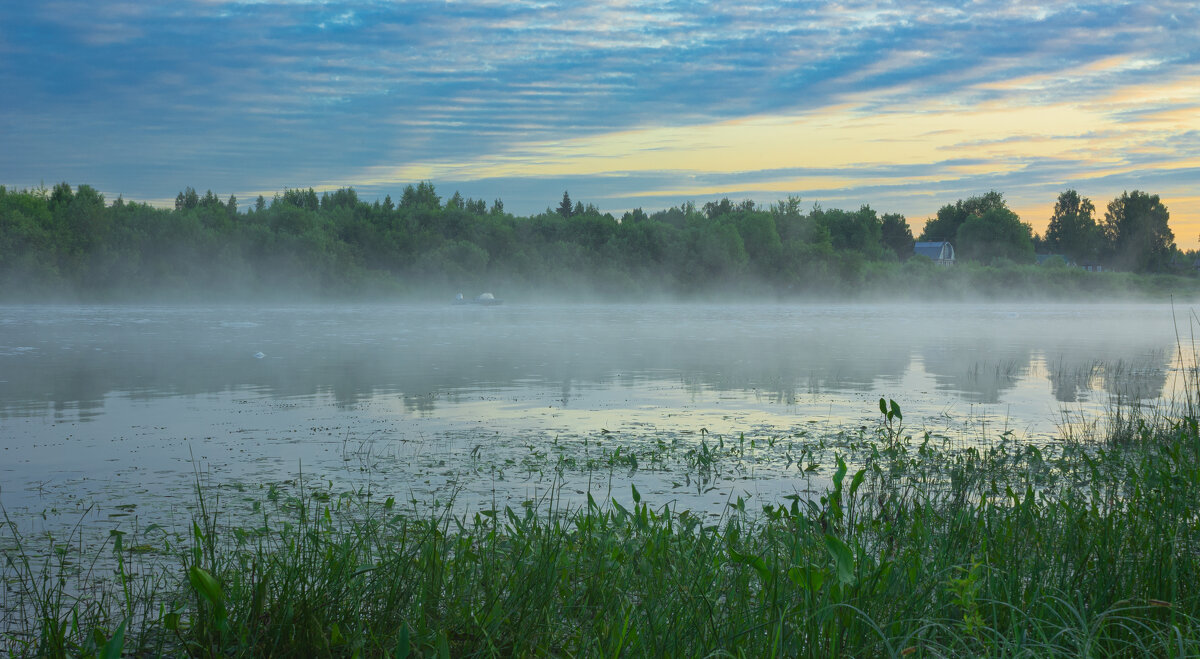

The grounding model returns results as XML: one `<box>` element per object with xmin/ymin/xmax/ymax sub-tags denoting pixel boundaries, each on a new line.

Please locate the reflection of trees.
<box><xmin>1044</xmin><ymin>349</ymin><xmax>1170</xmax><ymax>403</ymax></box>
<box><xmin>0</xmin><ymin>306</ymin><xmax>918</xmax><ymax>418</ymax></box>
<box><xmin>907</xmin><ymin>312</ymin><xmax>1045</xmax><ymax>404</ymax></box>
<box><xmin>921</xmin><ymin>345</ymin><xmax>1036</xmax><ymax>403</ymax></box>
<box><xmin>0</xmin><ymin>306</ymin><xmax>1179</xmax><ymax>419</ymax></box>
<box><xmin>1100</xmin><ymin>351</ymin><xmax>1171</xmax><ymax>402</ymax></box>
<box><xmin>918</xmin><ymin>341</ymin><xmax>1032</xmax><ymax>404</ymax></box>
<box><xmin>1045</xmin><ymin>355</ymin><xmax>1100</xmax><ymax>403</ymax></box>
<box><xmin>919</xmin><ymin>344</ymin><xmax>1172</xmax><ymax>406</ymax></box>
<box><xmin>914</xmin><ymin>311</ymin><xmax>1175</xmax><ymax>405</ymax></box>
<box><xmin>402</xmin><ymin>394</ymin><xmax>438</xmax><ymax>414</ymax></box>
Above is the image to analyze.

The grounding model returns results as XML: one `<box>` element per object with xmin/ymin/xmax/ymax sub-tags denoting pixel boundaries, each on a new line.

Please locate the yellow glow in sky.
<box><xmin>345</xmin><ymin>68</ymin><xmax>1200</xmax><ymax>247</ymax></box>
<box><xmin>360</xmin><ymin>102</ymin><xmax>1114</xmax><ymax>181</ymax></box>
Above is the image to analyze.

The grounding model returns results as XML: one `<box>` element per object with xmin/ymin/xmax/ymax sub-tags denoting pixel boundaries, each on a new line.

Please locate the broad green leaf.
<box><xmin>833</xmin><ymin>456</ymin><xmax>848</xmax><ymax>490</ymax></box>
<box><xmin>824</xmin><ymin>534</ymin><xmax>856</xmax><ymax>585</ymax></box>
<box><xmin>99</xmin><ymin>619</ymin><xmax>127</xmax><ymax>659</ymax></box>
<box><xmin>729</xmin><ymin>547</ymin><xmax>771</xmax><ymax>584</ymax></box>
<box><xmin>786</xmin><ymin>565</ymin><xmax>826</xmax><ymax>593</ymax></box>
<box><xmin>188</xmin><ymin>566</ymin><xmax>223</xmax><ymax>606</ymax></box>
<box><xmin>395</xmin><ymin>623</ymin><xmax>410</xmax><ymax>659</ymax></box>
<box><xmin>849</xmin><ymin>469</ymin><xmax>866</xmax><ymax>497</ymax></box>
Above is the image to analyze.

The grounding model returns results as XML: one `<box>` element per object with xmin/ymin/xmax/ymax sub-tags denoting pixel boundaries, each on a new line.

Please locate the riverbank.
<box><xmin>5</xmin><ymin>398</ymin><xmax>1200</xmax><ymax>657</ymax></box>
<box><xmin>6</xmin><ymin>261</ymin><xmax>1200</xmax><ymax>305</ymax></box>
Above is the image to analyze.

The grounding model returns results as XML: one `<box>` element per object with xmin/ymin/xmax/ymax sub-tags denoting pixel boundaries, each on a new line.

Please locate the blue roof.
<box><xmin>913</xmin><ymin>241</ymin><xmax>953</xmax><ymax>260</ymax></box>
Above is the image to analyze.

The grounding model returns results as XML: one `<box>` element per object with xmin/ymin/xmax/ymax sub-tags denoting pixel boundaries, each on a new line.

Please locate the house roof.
<box><xmin>913</xmin><ymin>241</ymin><xmax>953</xmax><ymax>260</ymax></box>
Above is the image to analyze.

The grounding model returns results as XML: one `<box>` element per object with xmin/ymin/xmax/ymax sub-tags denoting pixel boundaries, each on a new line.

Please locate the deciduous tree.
<box><xmin>1103</xmin><ymin>190</ymin><xmax>1174</xmax><ymax>272</ymax></box>
<box><xmin>880</xmin><ymin>213</ymin><xmax>914</xmax><ymax>260</ymax></box>
<box><xmin>920</xmin><ymin>191</ymin><xmax>1007</xmax><ymax>245</ymax></box>
<box><xmin>1044</xmin><ymin>189</ymin><xmax>1102</xmax><ymax>263</ymax></box>
<box><xmin>955</xmin><ymin>207</ymin><xmax>1035</xmax><ymax>264</ymax></box>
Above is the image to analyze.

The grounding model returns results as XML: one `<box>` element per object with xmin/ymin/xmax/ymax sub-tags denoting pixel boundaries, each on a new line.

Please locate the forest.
<box><xmin>0</xmin><ymin>181</ymin><xmax>1192</xmax><ymax>301</ymax></box>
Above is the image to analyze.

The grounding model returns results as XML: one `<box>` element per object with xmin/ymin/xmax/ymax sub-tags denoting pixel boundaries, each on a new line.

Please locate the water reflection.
<box><xmin>0</xmin><ymin>304</ymin><xmax>1184</xmax><ymax>421</ymax></box>
<box><xmin>0</xmin><ymin>303</ymin><xmax>1191</xmax><ymax>551</ymax></box>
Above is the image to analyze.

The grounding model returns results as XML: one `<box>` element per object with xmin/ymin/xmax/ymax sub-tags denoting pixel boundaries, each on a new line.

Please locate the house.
<box><xmin>1170</xmin><ymin>255</ymin><xmax>1200</xmax><ymax>273</ymax></box>
<box><xmin>1035</xmin><ymin>254</ymin><xmax>1076</xmax><ymax>267</ymax></box>
<box><xmin>913</xmin><ymin>241</ymin><xmax>955</xmax><ymax>266</ymax></box>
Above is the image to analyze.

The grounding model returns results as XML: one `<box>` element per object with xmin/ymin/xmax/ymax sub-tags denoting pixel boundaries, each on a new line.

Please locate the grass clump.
<box><xmin>6</xmin><ymin>400</ymin><xmax>1200</xmax><ymax>657</ymax></box>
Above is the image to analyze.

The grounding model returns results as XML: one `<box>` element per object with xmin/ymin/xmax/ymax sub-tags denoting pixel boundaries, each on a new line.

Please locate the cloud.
<box><xmin>3</xmin><ymin>0</ymin><xmax>1200</xmax><ymax>242</ymax></box>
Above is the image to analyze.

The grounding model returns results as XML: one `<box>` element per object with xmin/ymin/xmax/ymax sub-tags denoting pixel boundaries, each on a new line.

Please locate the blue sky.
<box><xmin>2</xmin><ymin>1</ymin><xmax>1198</xmax><ymax>242</ymax></box>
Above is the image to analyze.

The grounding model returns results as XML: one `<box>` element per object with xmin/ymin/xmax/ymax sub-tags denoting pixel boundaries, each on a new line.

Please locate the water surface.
<box><xmin>0</xmin><ymin>302</ymin><xmax>1187</xmax><ymax>531</ymax></box>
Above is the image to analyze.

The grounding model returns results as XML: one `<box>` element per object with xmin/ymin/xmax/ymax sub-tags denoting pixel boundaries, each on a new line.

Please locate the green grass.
<box><xmin>5</xmin><ymin>399</ymin><xmax>1200</xmax><ymax>657</ymax></box>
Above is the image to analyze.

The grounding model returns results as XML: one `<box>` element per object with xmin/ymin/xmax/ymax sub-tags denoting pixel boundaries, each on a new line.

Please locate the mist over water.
<box><xmin>0</xmin><ymin>302</ymin><xmax>1188</xmax><ymax>531</ymax></box>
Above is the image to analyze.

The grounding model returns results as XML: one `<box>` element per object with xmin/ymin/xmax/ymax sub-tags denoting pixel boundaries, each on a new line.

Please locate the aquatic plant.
<box><xmin>5</xmin><ymin>397</ymin><xmax>1200</xmax><ymax>656</ymax></box>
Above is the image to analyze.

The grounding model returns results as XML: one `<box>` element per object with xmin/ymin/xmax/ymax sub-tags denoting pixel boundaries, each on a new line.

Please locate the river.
<box><xmin>0</xmin><ymin>302</ymin><xmax>1189</xmax><ymax>533</ymax></box>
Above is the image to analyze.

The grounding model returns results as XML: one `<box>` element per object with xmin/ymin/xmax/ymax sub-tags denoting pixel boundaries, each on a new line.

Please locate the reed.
<box><xmin>5</xmin><ymin>398</ymin><xmax>1200</xmax><ymax>657</ymax></box>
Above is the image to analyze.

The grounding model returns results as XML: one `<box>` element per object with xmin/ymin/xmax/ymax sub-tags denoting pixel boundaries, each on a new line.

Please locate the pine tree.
<box><xmin>558</xmin><ymin>191</ymin><xmax>573</xmax><ymax>218</ymax></box>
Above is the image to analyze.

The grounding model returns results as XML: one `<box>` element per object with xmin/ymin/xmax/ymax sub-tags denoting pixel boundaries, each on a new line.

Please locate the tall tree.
<box><xmin>49</xmin><ymin>181</ymin><xmax>74</xmax><ymax>212</ymax></box>
<box><xmin>1044</xmin><ymin>189</ymin><xmax>1101</xmax><ymax>263</ymax></box>
<box><xmin>955</xmin><ymin>207</ymin><xmax>1035</xmax><ymax>264</ymax></box>
<box><xmin>703</xmin><ymin>197</ymin><xmax>735</xmax><ymax>219</ymax></box>
<box><xmin>621</xmin><ymin>208</ymin><xmax>649</xmax><ymax>224</ymax></box>
<box><xmin>811</xmin><ymin>205</ymin><xmax>884</xmax><ymax>256</ymax></box>
<box><xmin>880</xmin><ymin>213</ymin><xmax>914</xmax><ymax>260</ymax></box>
<box><xmin>1103</xmin><ymin>190</ymin><xmax>1174</xmax><ymax>272</ymax></box>
<box><xmin>174</xmin><ymin>186</ymin><xmax>199</xmax><ymax>211</ymax></box>
<box><xmin>281</xmin><ymin>187</ymin><xmax>319</xmax><ymax>211</ymax></box>
<box><xmin>401</xmin><ymin>181</ymin><xmax>440</xmax><ymax>209</ymax></box>
<box><xmin>920</xmin><ymin>191</ymin><xmax>1008</xmax><ymax>245</ymax></box>
<box><xmin>558</xmin><ymin>191</ymin><xmax>573</xmax><ymax>218</ymax></box>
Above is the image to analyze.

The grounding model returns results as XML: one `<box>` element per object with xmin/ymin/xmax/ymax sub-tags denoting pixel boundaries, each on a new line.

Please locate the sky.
<box><xmin>2</xmin><ymin>1</ymin><xmax>1198</xmax><ymax>245</ymax></box>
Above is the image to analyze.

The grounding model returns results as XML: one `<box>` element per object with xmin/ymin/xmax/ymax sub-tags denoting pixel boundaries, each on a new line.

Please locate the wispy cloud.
<box><xmin>2</xmin><ymin>1</ymin><xmax>1199</xmax><ymax>241</ymax></box>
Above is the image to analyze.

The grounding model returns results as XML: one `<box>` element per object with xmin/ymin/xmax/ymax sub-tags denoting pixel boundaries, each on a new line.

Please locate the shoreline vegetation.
<box><xmin>5</xmin><ymin>182</ymin><xmax>1200</xmax><ymax>656</ymax></box>
<box><xmin>5</xmin><ymin>393</ymin><xmax>1200</xmax><ymax>657</ymax></box>
<box><xmin>2</xmin><ymin>183</ymin><xmax>1198</xmax><ymax>302</ymax></box>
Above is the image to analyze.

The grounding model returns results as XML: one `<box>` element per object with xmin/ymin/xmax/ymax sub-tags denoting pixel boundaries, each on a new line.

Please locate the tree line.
<box><xmin>0</xmin><ymin>181</ymin><xmax>1191</xmax><ymax>300</ymax></box>
<box><xmin>919</xmin><ymin>189</ymin><xmax>1177</xmax><ymax>271</ymax></box>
